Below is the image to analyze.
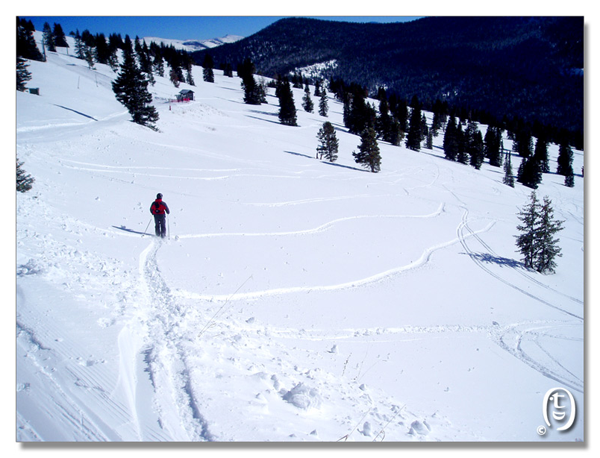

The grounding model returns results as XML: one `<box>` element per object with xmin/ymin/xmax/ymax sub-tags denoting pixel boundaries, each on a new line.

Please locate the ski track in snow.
<box><xmin>135</xmin><ymin>240</ymin><xmax>215</xmax><ymax>441</ymax></box>
<box><xmin>249</xmin><ymin>318</ymin><xmax>584</xmax><ymax>394</ymax></box>
<box><xmin>132</xmin><ymin>239</ymin><xmax>476</xmax><ymax>441</ymax></box>
<box><xmin>172</xmin><ymin>210</ymin><xmax>490</xmax><ymax>302</ymax></box>
<box><xmin>160</xmin><ymin>205</ymin><xmax>582</xmax><ymax>396</ymax></box>
<box><xmin>455</xmin><ymin>207</ymin><xmax>583</xmax><ymax>391</ymax></box>
<box><xmin>458</xmin><ymin>206</ymin><xmax>583</xmax><ymax>312</ymax></box>
<box><xmin>17</xmin><ymin>301</ymin><xmax>168</xmax><ymax>441</ymax></box>
<box><xmin>177</xmin><ymin>203</ymin><xmax>445</xmax><ymax>240</ymax></box>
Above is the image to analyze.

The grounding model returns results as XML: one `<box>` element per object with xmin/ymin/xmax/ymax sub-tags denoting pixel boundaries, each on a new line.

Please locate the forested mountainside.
<box><xmin>193</xmin><ymin>17</ymin><xmax>583</xmax><ymax>144</ymax></box>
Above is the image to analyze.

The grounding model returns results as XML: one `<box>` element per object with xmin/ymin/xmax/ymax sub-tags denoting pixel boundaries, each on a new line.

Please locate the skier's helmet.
<box><xmin>157</xmin><ymin>193</ymin><xmax>163</xmax><ymax>199</ymax></box>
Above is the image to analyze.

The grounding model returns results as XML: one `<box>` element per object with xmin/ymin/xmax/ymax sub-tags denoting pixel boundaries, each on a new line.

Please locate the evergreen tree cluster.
<box><xmin>17</xmin><ymin>17</ymin><xmax>196</xmax><ymax>89</ymax></box>
<box><xmin>17</xmin><ymin>18</ymin><xmax>205</xmax><ymax>130</ymax></box>
<box><xmin>17</xmin><ymin>18</ymin><xmax>44</xmax><ymax>62</ymax></box>
<box><xmin>330</xmin><ymin>81</ymin><xmax>408</xmax><ymax>148</ymax></box>
<box><xmin>515</xmin><ymin>192</ymin><xmax>564</xmax><ymax>274</ymax></box>
<box><xmin>437</xmin><ymin>102</ymin><xmax>576</xmax><ymax>190</ymax></box>
<box><xmin>238</xmin><ymin>58</ymin><xmax>266</xmax><ymax>105</ymax></box>
<box><xmin>443</xmin><ymin>116</ymin><xmax>486</xmax><ymax>168</ymax></box>
<box><xmin>111</xmin><ymin>36</ymin><xmax>159</xmax><ymax>130</ymax></box>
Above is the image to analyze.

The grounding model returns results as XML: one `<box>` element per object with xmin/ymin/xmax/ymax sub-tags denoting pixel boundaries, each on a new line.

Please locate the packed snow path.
<box><xmin>16</xmin><ymin>42</ymin><xmax>583</xmax><ymax>441</ymax></box>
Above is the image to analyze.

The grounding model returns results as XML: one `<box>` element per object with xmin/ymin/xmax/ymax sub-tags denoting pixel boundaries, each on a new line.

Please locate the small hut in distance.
<box><xmin>176</xmin><ymin>89</ymin><xmax>194</xmax><ymax>102</ymax></box>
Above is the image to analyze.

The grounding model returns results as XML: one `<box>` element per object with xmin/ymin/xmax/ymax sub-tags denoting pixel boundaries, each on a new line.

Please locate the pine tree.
<box><xmin>17</xmin><ymin>158</ymin><xmax>34</xmax><ymax>192</ymax></box>
<box><xmin>515</xmin><ymin>130</ymin><xmax>533</xmax><ymax>158</ymax></box>
<box><xmin>376</xmin><ymin>95</ymin><xmax>393</xmax><ymax>143</ymax></box>
<box><xmin>405</xmin><ymin>105</ymin><xmax>422</xmax><ymax>151</ymax></box>
<box><xmin>17</xmin><ymin>57</ymin><xmax>31</xmax><ymax>92</ymax></box>
<box><xmin>169</xmin><ymin>67</ymin><xmax>180</xmax><ymax>88</ymax></box>
<box><xmin>557</xmin><ymin>141</ymin><xmax>574</xmax><ymax>176</ymax></box>
<box><xmin>390</xmin><ymin>96</ymin><xmax>409</xmax><ymax>133</ymax></box>
<box><xmin>238</xmin><ymin>58</ymin><xmax>261</xmax><ymax>105</ymax></box>
<box><xmin>420</xmin><ymin>114</ymin><xmax>429</xmax><ymax>142</ymax></box>
<box><xmin>347</xmin><ymin>90</ymin><xmax>372</xmax><ymax>135</ymax></box>
<box><xmin>151</xmin><ymin>52</ymin><xmax>163</xmax><ymax>77</ymax></box>
<box><xmin>314</xmin><ymin>79</ymin><xmax>322</xmax><ymax>97</ymax></box>
<box><xmin>533</xmin><ymin>196</ymin><xmax>564</xmax><ymax>273</ymax></box>
<box><xmin>302</xmin><ymin>86</ymin><xmax>314</xmax><ymax>113</ymax></box>
<box><xmin>517</xmin><ymin>156</ymin><xmax>542</xmax><ymax>189</ymax></box>
<box><xmin>456</xmin><ymin>124</ymin><xmax>469</xmax><ymax>164</ymax></box>
<box><xmin>353</xmin><ymin>127</ymin><xmax>381</xmax><ymax>173</ymax></box>
<box><xmin>515</xmin><ymin>191</ymin><xmax>540</xmax><ymax>269</ymax></box>
<box><xmin>484</xmin><ymin>126</ymin><xmax>503</xmax><ymax>167</ymax></box>
<box><xmin>17</xmin><ymin>18</ymin><xmax>44</xmax><ymax>61</ymax></box>
<box><xmin>52</xmin><ymin>23</ymin><xmax>69</xmax><ymax>48</ymax></box>
<box><xmin>84</xmin><ymin>46</ymin><xmax>95</xmax><ymax>70</ymax></box>
<box><xmin>564</xmin><ymin>164</ymin><xmax>575</xmax><ymax>187</ymax></box>
<box><xmin>469</xmin><ymin>130</ymin><xmax>484</xmax><ymax>169</ymax></box>
<box><xmin>466</xmin><ymin>122</ymin><xmax>484</xmax><ymax>169</ymax></box>
<box><xmin>137</xmin><ymin>41</ymin><xmax>155</xmax><ymax>86</ymax></box>
<box><xmin>112</xmin><ymin>37</ymin><xmax>159</xmax><ymax>129</ymax></box>
<box><xmin>515</xmin><ymin>192</ymin><xmax>564</xmax><ymax>273</ymax></box>
<box><xmin>182</xmin><ymin>57</ymin><xmax>194</xmax><ymax>86</ymax></box>
<box><xmin>342</xmin><ymin>95</ymin><xmax>352</xmax><ymax>129</ymax></box>
<box><xmin>318</xmin><ymin>88</ymin><xmax>328</xmax><ymax>117</ymax></box>
<box><xmin>256</xmin><ymin>77</ymin><xmax>268</xmax><ymax>104</ymax></box>
<box><xmin>503</xmin><ymin>148</ymin><xmax>515</xmax><ymax>187</ymax></box>
<box><xmin>431</xmin><ymin>99</ymin><xmax>447</xmax><ymax>136</ymax></box>
<box><xmin>443</xmin><ymin>116</ymin><xmax>458</xmax><ymax>160</ymax></box>
<box><xmin>42</xmin><ymin>22</ymin><xmax>56</xmax><ymax>53</ymax></box>
<box><xmin>316</xmin><ymin>121</ymin><xmax>339</xmax><ymax>162</ymax></box>
<box><xmin>533</xmin><ymin>137</ymin><xmax>550</xmax><ymax>173</ymax></box>
<box><xmin>426</xmin><ymin>130</ymin><xmax>433</xmax><ymax>149</ymax></box>
<box><xmin>202</xmin><ymin>54</ymin><xmax>214</xmax><ymax>83</ymax></box>
<box><xmin>389</xmin><ymin>118</ymin><xmax>403</xmax><ymax>146</ymax></box>
<box><xmin>277</xmin><ymin>79</ymin><xmax>297</xmax><ymax>126</ymax></box>
<box><xmin>74</xmin><ymin>30</ymin><xmax>86</xmax><ymax>59</ymax></box>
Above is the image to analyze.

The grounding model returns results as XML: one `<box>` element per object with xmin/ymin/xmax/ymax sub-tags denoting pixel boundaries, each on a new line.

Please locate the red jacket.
<box><xmin>150</xmin><ymin>198</ymin><xmax>170</xmax><ymax>215</ymax></box>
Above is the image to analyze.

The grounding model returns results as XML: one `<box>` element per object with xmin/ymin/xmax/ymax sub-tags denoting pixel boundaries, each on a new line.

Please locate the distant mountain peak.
<box><xmin>143</xmin><ymin>35</ymin><xmax>243</xmax><ymax>52</ymax></box>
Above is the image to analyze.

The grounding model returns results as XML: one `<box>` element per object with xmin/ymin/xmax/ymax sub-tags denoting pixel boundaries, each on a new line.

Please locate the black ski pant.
<box><xmin>154</xmin><ymin>214</ymin><xmax>167</xmax><ymax>238</ymax></box>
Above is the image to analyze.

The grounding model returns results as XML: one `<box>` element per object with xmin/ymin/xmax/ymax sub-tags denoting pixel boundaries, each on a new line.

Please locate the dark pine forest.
<box><xmin>192</xmin><ymin>17</ymin><xmax>583</xmax><ymax>148</ymax></box>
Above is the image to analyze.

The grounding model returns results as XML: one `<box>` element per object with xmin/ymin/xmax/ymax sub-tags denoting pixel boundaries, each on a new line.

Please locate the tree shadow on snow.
<box><xmin>245</xmin><ymin>114</ymin><xmax>282</xmax><ymax>126</ymax></box>
<box><xmin>321</xmin><ymin>161</ymin><xmax>370</xmax><ymax>173</ymax></box>
<box><xmin>464</xmin><ymin>252</ymin><xmax>523</xmax><ymax>268</ymax></box>
<box><xmin>283</xmin><ymin>150</ymin><xmax>313</xmax><ymax>159</ymax></box>
<box><xmin>53</xmin><ymin>104</ymin><xmax>98</xmax><ymax>121</ymax></box>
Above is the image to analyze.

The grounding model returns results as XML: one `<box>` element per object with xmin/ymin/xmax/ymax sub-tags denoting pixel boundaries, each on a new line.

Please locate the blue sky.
<box><xmin>20</xmin><ymin>16</ymin><xmax>422</xmax><ymax>42</ymax></box>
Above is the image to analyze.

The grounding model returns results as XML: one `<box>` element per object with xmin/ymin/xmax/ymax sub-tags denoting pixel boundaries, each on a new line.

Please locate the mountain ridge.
<box><xmin>192</xmin><ymin>17</ymin><xmax>583</xmax><ymax>142</ymax></box>
<box><xmin>143</xmin><ymin>34</ymin><xmax>243</xmax><ymax>52</ymax></box>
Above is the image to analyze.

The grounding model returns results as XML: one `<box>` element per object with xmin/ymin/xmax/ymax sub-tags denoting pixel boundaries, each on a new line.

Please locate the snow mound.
<box><xmin>282</xmin><ymin>382</ymin><xmax>322</xmax><ymax>410</ymax></box>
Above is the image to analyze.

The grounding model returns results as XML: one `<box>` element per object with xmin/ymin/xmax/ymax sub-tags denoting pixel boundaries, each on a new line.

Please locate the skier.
<box><xmin>150</xmin><ymin>193</ymin><xmax>170</xmax><ymax>238</ymax></box>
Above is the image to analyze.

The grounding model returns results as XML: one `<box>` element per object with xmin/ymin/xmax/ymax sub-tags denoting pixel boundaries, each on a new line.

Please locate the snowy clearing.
<box><xmin>15</xmin><ymin>34</ymin><xmax>584</xmax><ymax>443</ymax></box>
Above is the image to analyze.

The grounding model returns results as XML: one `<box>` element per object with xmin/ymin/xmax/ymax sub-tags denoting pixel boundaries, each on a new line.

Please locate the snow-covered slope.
<box><xmin>16</xmin><ymin>35</ymin><xmax>584</xmax><ymax>442</ymax></box>
<box><xmin>143</xmin><ymin>35</ymin><xmax>243</xmax><ymax>52</ymax></box>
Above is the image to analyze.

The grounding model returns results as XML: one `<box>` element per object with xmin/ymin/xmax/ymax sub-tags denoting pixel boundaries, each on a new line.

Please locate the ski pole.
<box><xmin>142</xmin><ymin>217</ymin><xmax>152</xmax><ymax>237</ymax></box>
